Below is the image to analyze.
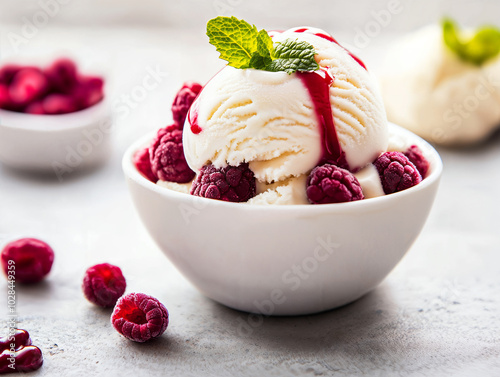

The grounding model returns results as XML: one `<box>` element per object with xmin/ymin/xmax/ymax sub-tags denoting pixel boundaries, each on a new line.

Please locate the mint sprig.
<box><xmin>207</xmin><ymin>16</ymin><xmax>319</xmax><ymax>74</ymax></box>
<box><xmin>443</xmin><ymin>18</ymin><xmax>500</xmax><ymax>66</ymax></box>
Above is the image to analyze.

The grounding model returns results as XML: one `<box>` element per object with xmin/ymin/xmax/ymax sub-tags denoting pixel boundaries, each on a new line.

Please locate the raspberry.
<box><xmin>82</xmin><ymin>263</ymin><xmax>126</xmax><ymax>308</ymax></box>
<box><xmin>9</xmin><ymin>68</ymin><xmax>48</xmax><ymax>107</ymax></box>
<box><xmin>0</xmin><ymin>65</ymin><xmax>21</xmax><ymax>85</ymax></box>
<box><xmin>0</xmin><ymin>83</ymin><xmax>10</xmax><ymax>109</ymax></box>
<box><xmin>42</xmin><ymin>94</ymin><xmax>77</xmax><ymax>114</ymax></box>
<box><xmin>306</xmin><ymin>164</ymin><xmax>364</xmax><ymax>204</ymax></box>
<box><xmin>1</xmin><ymin>238</ymin><xmax>54</xmax><ymax>284</ymax></box>
<box><xmin>190</xmin><ymin>163</ymin><xmax>256</xmax><ymax>202</ymax></box>
<box><xmin>171</xmin><ymin>82</ymin><xmax>202</xmax><ymax>128</ymax></box>
<box><xmin>374</xmin><ymin>152</ymin><xmax>422</xmax><ymax>194</ymax></box>
<box><xmin>134</xmin><ymin>147</ymin><xmax>158</xmax><ymax>182</ymax></box>
<box><xmin>25</xmin><ymin>101</ymin><xmax>45</xmax><ymax>115</ymax></box>
<box><xmin>404</xmin><ymin>145</ymin><xmax>429</xmax><ymax>178</ymax></box>
<box><xmin>149</xmin><ymin>124</ymin><xmax>195</xmax><ymax>183</ymax></box>
<box><xmin>0</xmin><ymin>329</ymin><xmax>43</xmax><ymax>373</ymax></box>
<box><xmin>72</xmin><ymin>75</ymin><xmax>104</xmax><ymax>109</ymax></box>
<box><xmin>44</xmin><ymin>58</ymin><xmax>78</xmax><ymax>94</ymax></box>
<box><xmin>111</xmin><ymin>293</ymin><xmax>169</xmax><ymax>343</ymax></box>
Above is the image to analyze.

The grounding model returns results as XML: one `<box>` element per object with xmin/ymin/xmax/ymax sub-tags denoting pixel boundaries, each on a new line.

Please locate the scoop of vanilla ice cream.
<box><xmin>379</xmin><ymin>25</ymin><xmax>500</xmax><ymax>146</ymax></box>
<box><xmin>249</xmin><ymin>175</ymin><xmax>309</xmax><ymax>205</ymax></box>
<box><xmin>183</xmin><ymin>27</ymin><xmax>388</xmax><ymax>185</ymax></box>
<box><xmin>184</xmin><ymin>67</ymin><xmax>321</xmax><ymax>183</ymax></box>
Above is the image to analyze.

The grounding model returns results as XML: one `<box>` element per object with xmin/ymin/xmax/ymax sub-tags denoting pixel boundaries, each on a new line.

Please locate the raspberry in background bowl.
<box><xmin>0</xmin><ymin>58</ymin><xmax>111</xmax><ymax>174</ymax></box>
<box><xmin>123</xmin><ymin>123</ymin><xmax>442</xmax><ymax>316</ymax></box>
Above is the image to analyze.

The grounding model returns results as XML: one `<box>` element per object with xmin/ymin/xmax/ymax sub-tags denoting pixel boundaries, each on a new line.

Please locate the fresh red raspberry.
<box><xmin>134</xmin><ymin>147</ymin><xmax>158</xmax><ymax>182</ymax></box>
<box><xmin>374</xmin><ymin>152</ymin><xmax>422</xmax><ymax>194</ymax></box>
<box><xmin>25</xmin><ymin>101</ymin><xmax>45</xmax><ymax>115</ymax></box>
<box><xmin>0</xmin><ymin>83</ymin><xmax>10</xmax><ymax>109</ymax></box>
<box><xmin>44</xmin><ymin>58</ymin><xmax>78</xmax><ymax>94</ymax></box>
<box><xmin>1</xmin><ymin>238</ymin><xmax>54</xmax><ymax>284</ymax></box>
<box><xmin>190</xmin><ymin>163</ymin><xmax>256</xmax><ymax>202</ymax></box>
<box><xmin>172</xmin><ymin>82</ymin><xmax>202</xmax><ymax>128</ymax></box>
<box><xmin>306</xmin><ymin>164</ymin><xmax>364</xmax><ymax>204</ymax></box>
<box><xmin>9</xmin><ymin>68</ymin><xmax>48</xmax><ymax>107</ymax></box>
<box><xmin>42</xmin><ymin>94</ymin><xmax>78</xmax><ymax>114</ymax></box>
<box><xmin>82</xmin><ymin>263</ymin><xmax>126</xmax><ymax>308</ymax></box>
<box><xmin>404</xmin><ymin>145</ymin><xmax>429</xmax><ymax>178</ymax></box>
<box><xmin>149</xmin><ymin>124</ymin><xmax>195</xmax><ymax>183</ymax></box>
<box><xmin>72</xmin><ymin>75</ymin><xmax>104</xmax><ymax>109</ymax></box>
<box><xmin>111</xmin><ymin>293</ymin><xmax>169</xmax><ymax>343</ymax></box>
<box><xmin>0</xmin><ymin>64</ymin><xmax>22</xmax><ymax>85</ymax></box>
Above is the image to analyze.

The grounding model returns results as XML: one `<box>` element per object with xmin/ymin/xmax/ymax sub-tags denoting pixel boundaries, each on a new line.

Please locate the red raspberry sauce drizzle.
<box><xmin>188</xmin><ymin>97</ymin><xmax>202</xmax><ymax>134</ymax></box>
<box><xmin>298</xmin><ymin>69</ymin><xmax>348</xmax><ymax>169</ymax></box>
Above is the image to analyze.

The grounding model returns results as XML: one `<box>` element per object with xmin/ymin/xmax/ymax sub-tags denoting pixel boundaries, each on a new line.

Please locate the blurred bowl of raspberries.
<box><xmin>0</xmin><ymin>58</ymin><xmax>112</xmax><ymax>173</ymax></box>
<box><xmin>123</xmin><ymin>118</ymin><xmax>442</xmax><ymax>315</ymax></box>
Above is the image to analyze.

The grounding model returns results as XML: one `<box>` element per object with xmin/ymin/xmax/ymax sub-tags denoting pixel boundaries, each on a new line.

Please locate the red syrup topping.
<box><xmin>298</xmin><ymin>69</ymin><xmax>348</xmax><ymax>169</ymax></box>
<box><xmin>187</xmin><ymin>97</ymin><xmax>202</xmax><ymax>134</ymax></box>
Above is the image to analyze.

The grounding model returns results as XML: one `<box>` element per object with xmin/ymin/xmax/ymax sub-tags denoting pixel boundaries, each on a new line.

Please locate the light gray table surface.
<box><xmin>0</xmin><ymin>25</ymin><xmax>499</xmax><ymax>377</ymax></box>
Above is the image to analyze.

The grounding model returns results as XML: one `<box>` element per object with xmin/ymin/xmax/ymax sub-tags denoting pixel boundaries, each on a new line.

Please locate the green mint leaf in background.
<box><xmin>266</xmin><ymin>39</ymin><xmax>320</xmax><ymax>74</ymax></box>
<box><xmin>443</xmin><ymin>18</ymin><xmax>500</xmax><ymax>66</ymax></box>
<box><xmin>207</xmin><ymin>16</ymin><xmax>319</xmax><ymax>74</ymax></box>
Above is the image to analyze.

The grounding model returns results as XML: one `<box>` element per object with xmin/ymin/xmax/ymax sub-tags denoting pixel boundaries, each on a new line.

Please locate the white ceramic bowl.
<box><xmin>123</xmin><ymin>123</ymin><xmax>442</xmax><ymax>316</ymax></box>
<box><xmin>0</xmin><ymin>100</ymin><xmax>112</xmax><ymax>174</ymax></box>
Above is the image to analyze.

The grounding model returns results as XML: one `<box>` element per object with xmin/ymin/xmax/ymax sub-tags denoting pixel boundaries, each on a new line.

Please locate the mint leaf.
<box><xmin>443</xmin><ymin>18</ymin><xmax>500</xmax><ymax>65</ymax></box>
<box><xmin>207</xmin><ymin>16</ymin><xmax>265</xmax><ymax>69</ymax></box>
<box><xmin>207</xmin><ymin>16</ymin><xmax>319</xmax><ymax>74</ymax></box>
<box><xmin>267</xmin><ymin>39</ymin><xmax>319</xmax><ymax>74</ymax></box>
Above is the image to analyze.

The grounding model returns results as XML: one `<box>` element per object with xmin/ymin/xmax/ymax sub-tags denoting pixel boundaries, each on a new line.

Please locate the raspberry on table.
<box><xmin>306</xmin><ymin>164</ymin><xmax>364</xmax><ymax>204</ymax></box>
<box><xmin>171</xmin><ymin>82</ymin><xmax>202</xmax><ymax>128</ymax></box>
<box><xmin>111</xmin><ymin>293</ymin><xmax>169</xmax><ymax>343</ymax></box>
<box><xmin>190</xmin><ymin>163</ymin><xmax>256</xmax><ymax>202</ymax></box>
<box><xmin>149</xmin><ymin>124</ymin><xmax>195</xmax><ymax>183</ymax></box>
<box><xmin>1</xmin><ymin>238</ymin><xmax>54</xmax><ymax>284</ymax></box>
<box><xmin>134</xmin><ymin>147</ymin><xmax>158</xmax><ymax>182</ymax></box>
<box><xmin>374</xmin><ymin>151</ymin><xmax>422</xmax><ymax>194</ymax></box>
<box><xmin>404</xmin><ymin>145</ymin><xmax>430</xmax><ymax>178</ymax></box>
<box><xmin>82</xmin><ymin>263</ymin><xmax>126</xmax><ymax>308</ymax></box>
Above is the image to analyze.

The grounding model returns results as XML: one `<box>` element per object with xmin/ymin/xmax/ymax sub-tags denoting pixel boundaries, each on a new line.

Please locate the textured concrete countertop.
<box><xmin>0</xmin><ymin>23</ymin><xmax>499</xmax><ymax>377</ymax></box>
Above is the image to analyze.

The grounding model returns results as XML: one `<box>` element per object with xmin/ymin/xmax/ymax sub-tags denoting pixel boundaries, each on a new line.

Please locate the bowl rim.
<box><xmin>122</xmin><ymin>122</ymin><xmax>443</xmax><ymax>214</ymax></box>
<box><xmin>0</xmin><ymin>98</ymin><xmax>111</xmax><ymax>132</ymax></box>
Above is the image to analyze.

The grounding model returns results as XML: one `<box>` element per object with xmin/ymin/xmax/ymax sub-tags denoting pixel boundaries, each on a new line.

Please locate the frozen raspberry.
<box><xmin>172</xmin><ymin>82</ymin><xmax>202</xmax><ymax>128</ymax></box>
<box><xmin>149</xmin><ymin>124</ymin><xmax>195</xmax><ymax>183</ymax></box>
<box><xmin>9</xmin><ymin>68</ymin><xmax>48</xmax><ymax>107</ymax></box>
<box><xmin>306</xmin><ymin>164</ymin><xmax>364</xmax><ymax>204</ymax></box>
<box><xmin>134</xmin><ymin>147</ymin><xmax>158</xmax><ymax>182</ymax></box>
<box><xmin>82</xmin><ymin>263</ymin><xmax>126</xmax><ymax>308</ymax></box>
<box><xmin>190</xmin><ymin>163</ymin><xmax>256</xmax><ymax>202</ymax></box>
<box><xmin>404</xmin><ymin>145</ymin><xmax>429</xmax><ymax>178</ymax></box>
<box><xmin>111</xmin><ymin>293</ymin><xmax>169</xmax><ymax>343</ymax></box>
<box><xmin>1</xmin><ymin>238</ymin><xmax>54</xmax><ymax>284</ymax></box>
<box><xmin>0</xmin><ymin>65</ymin><xmax>22</xmax><ymax>85</ymax></box>
<box><xmin>44</xmin><ymin>58</ymin><xmax>78</xmax><ymax>94</ymax></box>
<box><xmin>42</xmin><ymin>94</ymin><xmax>77</xmax><ymax>114</ymax></box>
<box><xmin>374</xmin><ymin>152</ymin><xmax>422</xmax><ymax>194</ymax></box>
<box><xmin>25</xmin><ymin>101</ymin><xmax>44</xmax><ymax>114</ymax></box>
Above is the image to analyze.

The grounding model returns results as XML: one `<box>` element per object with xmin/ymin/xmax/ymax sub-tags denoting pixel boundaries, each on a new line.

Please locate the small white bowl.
<box><xmin>0</xmin><ymin>100</ymin><xmax>112</xmax><ymax>174</ymax></box>
<box><xmin>123</xmin><ymin>123</ymin><xmax>442</xmax><ymax>316</ymax></box>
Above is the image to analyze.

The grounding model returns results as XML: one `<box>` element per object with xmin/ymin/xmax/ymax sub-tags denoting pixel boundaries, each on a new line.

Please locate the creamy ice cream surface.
<box><xmin>183</xmin><ymin>27</ymin><xmax>388</xmax><ymax>186</ymax></box>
